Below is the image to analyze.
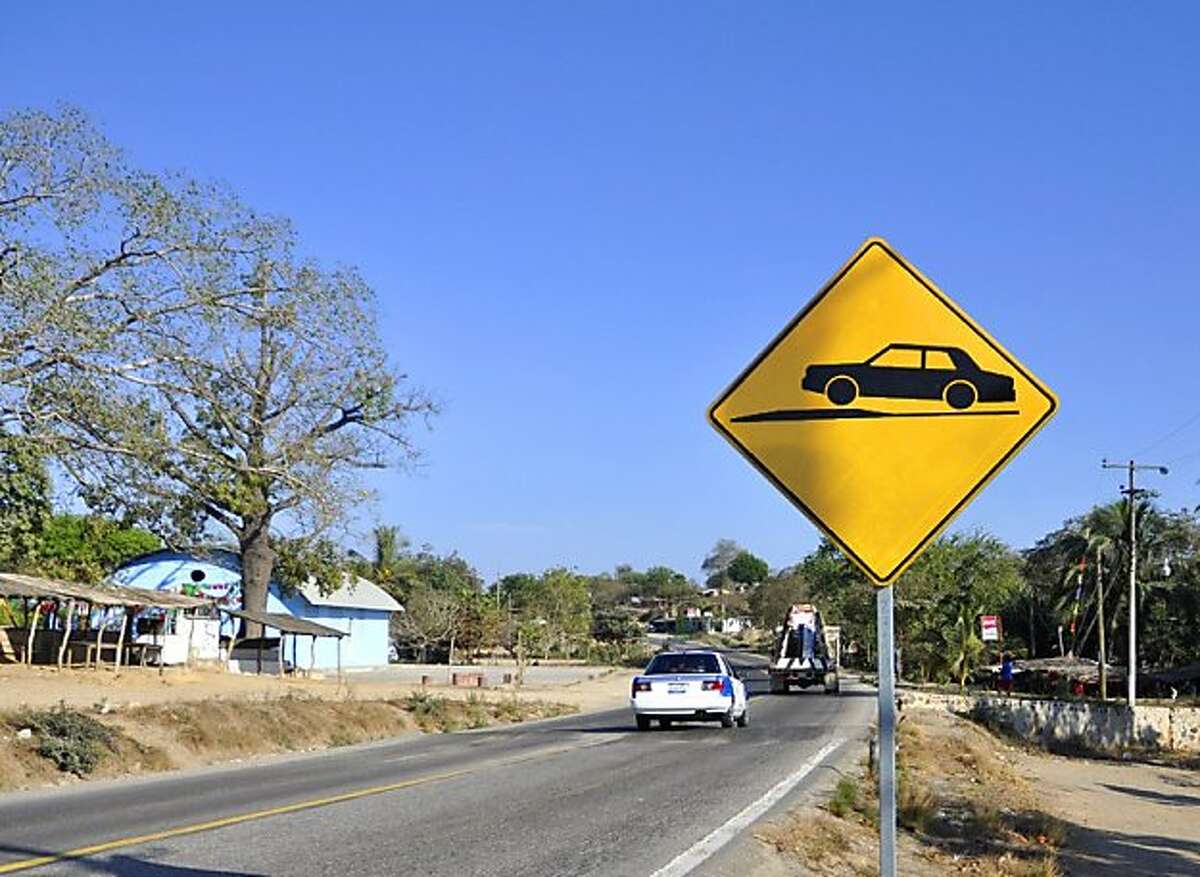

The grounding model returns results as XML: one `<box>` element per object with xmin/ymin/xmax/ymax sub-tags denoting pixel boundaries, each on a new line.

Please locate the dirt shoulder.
<box><xmin>0</xmin><ymin>662</ymin><xmax>635</xmax><ymax>713</ymax></box>
<box><xmin>1016</xmin><ymin>749</ymin><xmax>1200</xmax><ymax>876</ymax></box>
<box><xmin>0</xmin><ymin>663</ymin><xmax>635</xmax><ymax>794</ymax></box>
<box><xmin>755</xmin><ymin>709</ymin><xmax>1067</xmax><ymax>876</ymax></box>
<box><xmin>755</xmin><ymin>704</ymin><xmax>1200</xmax><ymax>877</ymax></box>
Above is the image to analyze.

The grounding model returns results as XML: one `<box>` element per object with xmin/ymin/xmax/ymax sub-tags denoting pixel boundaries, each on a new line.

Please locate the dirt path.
<box><xmin>1017</xmin><ymin>751</ymin><xmax>1200</xmax><ymax>876</ymax></box>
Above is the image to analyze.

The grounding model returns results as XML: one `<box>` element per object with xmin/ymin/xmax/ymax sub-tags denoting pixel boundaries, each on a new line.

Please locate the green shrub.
<box><xmin>828</xmin><ymin>775</ymin><xmax>861</xmax><ymax>818</ymax></box>
<box><xmin>19</xmin><ymin>704</ymin><xmax>115</xmax><ymax>775</ymax></box>
<box><xmin>403</xmin><ymin>691</ymin><xmax>444</xmax><ymax>717</ymax></box>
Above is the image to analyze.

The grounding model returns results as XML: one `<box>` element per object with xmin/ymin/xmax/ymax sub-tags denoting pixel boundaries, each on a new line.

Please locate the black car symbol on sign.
<box><xmin>800</xmin><ymin>343</ymin><xmax>1016</xmax><ymax>410</ymax></box>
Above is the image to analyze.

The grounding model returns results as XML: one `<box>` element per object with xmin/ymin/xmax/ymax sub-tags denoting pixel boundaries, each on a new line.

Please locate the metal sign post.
<box><xmin>707</xmin><ymin>238</ymin><xmax>1059</xmax><ymax>877</ymax></box>
<box><xmin>877</xmin><ymin>586</ymin><xmax>897</xmax><ymax>877</ymax></box>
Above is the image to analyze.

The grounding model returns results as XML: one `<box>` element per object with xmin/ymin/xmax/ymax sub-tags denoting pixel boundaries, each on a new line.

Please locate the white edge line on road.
<box><xmin>648</xmin><ymin>737</ymin><xmax>846</xmax><ymax>877</ymax></box>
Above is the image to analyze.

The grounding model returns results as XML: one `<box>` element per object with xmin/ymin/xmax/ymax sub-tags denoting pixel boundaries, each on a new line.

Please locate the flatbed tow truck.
<box><xmin>768</xmin><ymin>603</ymin><xmax>840</xmax><ymax>694</ymax></box>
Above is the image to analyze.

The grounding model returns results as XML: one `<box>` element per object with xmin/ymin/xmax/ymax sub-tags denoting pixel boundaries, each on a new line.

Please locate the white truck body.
<box><xmin>769</xmin><ymin>603</ymin><xmax>839</xmax><ymax>694</ymax></box>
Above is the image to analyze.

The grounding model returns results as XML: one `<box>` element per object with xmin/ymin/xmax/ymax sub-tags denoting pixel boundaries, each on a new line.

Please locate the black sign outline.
<box><xmin>707</xmin><ymin>238</ymin><xmax>1058</xmax><ymax>585</ymax></box>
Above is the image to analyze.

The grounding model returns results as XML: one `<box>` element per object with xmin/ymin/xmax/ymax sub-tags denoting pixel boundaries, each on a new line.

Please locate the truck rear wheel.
<box><xmin>769</xmin><ymin>676</ymin><xmax>788</xmax><ymax>695</ymax></box>
<box><xmin>636</xmin><ymin>715</ymin><xmax>651</xmax><ymax>731</ymax></box>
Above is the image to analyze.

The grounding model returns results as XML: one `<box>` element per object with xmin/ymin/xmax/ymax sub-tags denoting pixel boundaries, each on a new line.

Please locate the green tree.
<box><xmin>501</xmin><ymin>568</ymin><xmax>592</xmax><ymax>658</ymax></box>
<box><xmin>586</xmin><ymin>573</ymin><xmax>631</xmax><ymax>609</ymax></box>
<box><xmin>749</xmin><ymin>570</ymin><xmax>810</xmax><ymax>628</ymax></box>
<box><xmin>945</xmin><ymin>605</ymin><xmax>985</xmax><ymax>692</ymax></box>
<box><xmin>456</xmin><ymin>591</ymin><xmax>504</xmax><ymax>658</ymax></box>
<box><xmin>897</xmin><ymin>532</ymin><xmax>1024</xmax><ymax>683</ymax></box>
<box><xmin>369</xmin><ymin>524</ymin><xmax>409</xmax><ymax>586</ymax></box>
<box><xmin>0</xmin><ymin>434</ymin><xmax>51</xmax><ymax>569</ymax></box>
<box><xmin>34</xmin><ymin>514</ymin><xmax>160</xmax><ymax>583</ymax></box>
<box><xmin>592</xmin><ymin>608</ymin><xmax>641</xmax><ymax>642</ymax></box>
<box><xmin>641</xmin><ymin>565</ymin><xmax>694</xmax><ymax>604</ymax></box>
<box><xmin>1025</xmin><ymin>499</ymin><xmax>1200</xmax><ymax>673</ymax></box>
<box><xmin>701</xmin><ymin>538</ymin><xmax>742</xmax><ymax>588</ymax></box>
<box><xmin>800</xmin><ymin>541</ymin><xmax>875</xmax><ymax>667</ymax></box>
<box><xmin>794</xmin><ymin>533</ymin><xmax>1024</xmax><ymax>680</ymax></box>
<box><xmin>728</xmin><ymin>551</ymin><xmax>769</xmax><ymax>586</ymax></box>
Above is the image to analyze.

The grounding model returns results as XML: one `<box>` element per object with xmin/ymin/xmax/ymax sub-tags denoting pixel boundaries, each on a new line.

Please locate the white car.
<box><xmin>630</xmin><ymin>650</ymin><xmax>749</xmax><ymax>731</ymax></box>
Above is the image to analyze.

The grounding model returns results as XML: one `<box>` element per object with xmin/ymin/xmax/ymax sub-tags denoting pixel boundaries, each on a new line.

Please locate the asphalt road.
<box><xmin>0</xmin><ymin>652</ymin><xmax>874</xmax><ymax>877</ymax></box>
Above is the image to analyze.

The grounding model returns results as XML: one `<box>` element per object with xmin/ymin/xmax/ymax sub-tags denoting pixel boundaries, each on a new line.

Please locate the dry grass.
<box><xmin>758</xmin><ymin>812</ymin><xmax>877</xmax><ymax>877</ymax></box>
<box><xmin>0</xmin><ymin>691</ymin><xmax>576</xmax><ymax>792</ymax></box>
<box><xmin>758</xmin><ymin>710</ymin><xmax>1068</xmax><ymax>876</ymax></box>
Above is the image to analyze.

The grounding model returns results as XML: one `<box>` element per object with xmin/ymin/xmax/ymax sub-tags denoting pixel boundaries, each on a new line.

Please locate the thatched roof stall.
<box><xmin>0</xmin><ymin>573</ymin><xmax>210</xmax><ymax>670</ymax></box>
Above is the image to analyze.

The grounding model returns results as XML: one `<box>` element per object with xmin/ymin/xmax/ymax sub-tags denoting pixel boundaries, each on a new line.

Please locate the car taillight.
<box><xmin>702</xmin><ymin>680</ymin><xmax>723</xmax><ymax>691</ymax></box>
<box><xmin>632</xmin><ymin>680</ymin><xmax>652</xmax><ymax>695</ymax></box>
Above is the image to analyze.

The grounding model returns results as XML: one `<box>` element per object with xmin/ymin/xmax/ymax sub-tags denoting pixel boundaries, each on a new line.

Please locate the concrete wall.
<box><xmin>900</xmin><ymin>688</ymin><xmax>1200</xmax><ymax>754</ymax></box>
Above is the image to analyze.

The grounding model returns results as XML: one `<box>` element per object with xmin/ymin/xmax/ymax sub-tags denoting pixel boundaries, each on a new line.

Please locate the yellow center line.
<box><xmin>0</xmin><ymin>737</ymin><xmax>618</xmax><ymax>874</ymax></box>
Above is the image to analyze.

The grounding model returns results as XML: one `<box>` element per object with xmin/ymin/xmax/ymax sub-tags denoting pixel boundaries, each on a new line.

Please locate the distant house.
<box><xmin>112</xmin><ymin>548</ymin><xmax>401</xmax><ymax>669</ymax></box>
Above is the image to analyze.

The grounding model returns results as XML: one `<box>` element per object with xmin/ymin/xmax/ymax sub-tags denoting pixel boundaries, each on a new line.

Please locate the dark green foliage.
<box><xmin>749</xmin><ymin>571</ymin><xmax>811</xmax><ymax>627</ymax></box>
<box><xmin>18</xmin><ymin>705</ymin><xmax>115</xmax><ymax>775</ymax></box>
<box><xmin>34</xmin><ymin>514</ymin><xmax>160</xmax><ymax>583</ymax></box>
<box><xmin>827</xmin><ymin>775</ymin><xmax>861</xmax><ymax>818</ymax></box>
<box><xmin>0</xmin><ymin>434</ymin><xmax>51</xmax><ymax>568</ymax></box>
<box><xmin>1024</xmin><ymin>499</ymin><xmax>1200</xmax><ymax>671</ymax></box>
<box><xmin>728</xmin><ymin>551</ymin><xmax>769</xmax><ymax>586</ymax></box>
<box><xmin>274</xmin><ymin>537</ymin><xmax>344</xmax><ymax>596</ymax></box>
<box><xmin>592</xmin><ymin>608</ymin><xmax>642</xmax><ymax>642</ymax></box>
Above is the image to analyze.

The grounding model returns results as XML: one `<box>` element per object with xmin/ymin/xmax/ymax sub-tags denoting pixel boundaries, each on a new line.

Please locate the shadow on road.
<box><xmin>1099</xmin><ymin>783</ymin><xmax>1200</xmax><ymax>808</ymax></box>
<box><xmin>0</xmin><ymin>845</ymin><xmax>264</xmax><ymax>877</ymax></box>
<box><xmin>1058</xmin><ymin>823</ymin><xmax>1200</xmax><ymax>876</ymax></box>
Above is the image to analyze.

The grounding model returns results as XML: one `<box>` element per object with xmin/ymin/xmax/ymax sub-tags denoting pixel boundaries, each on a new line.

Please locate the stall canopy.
<box><xmin>219</xmin><ymin>607</ymin><xmax>345</xmax><ymax>638</ymax></box>
<box><xmin>0</xmin><ymin>573</ymin><xmax>209</xmax><ymax>608</ymax></box>
<box><xmin>0</xmin><ymin>572</ymin><xmax>211</xmax><ymax>671</ymax></box>
<box><xmin>218</xmin><ymin>606</ymin><xmax>346</xmax><ymax>678</ymax></box>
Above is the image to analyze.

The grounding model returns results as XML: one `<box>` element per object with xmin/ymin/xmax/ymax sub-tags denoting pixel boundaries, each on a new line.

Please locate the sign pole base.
<box><xmin>877</xmin><ymin>586</ymin><xmax>897</xmax><ymax>877</ymax></box>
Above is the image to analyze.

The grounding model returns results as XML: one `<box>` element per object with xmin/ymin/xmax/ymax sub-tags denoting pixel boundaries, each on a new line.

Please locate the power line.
<box><xmin>1135</xmin><ymin>409</ymin><xmax>1200</xmax><ymax>457</ymax></box>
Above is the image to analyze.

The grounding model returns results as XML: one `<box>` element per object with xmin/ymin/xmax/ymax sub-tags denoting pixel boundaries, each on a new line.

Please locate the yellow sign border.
<box><xmin>707</xmin><ymin>237</ymin><xmax>1058</xmax><ymax>586</ymax></box>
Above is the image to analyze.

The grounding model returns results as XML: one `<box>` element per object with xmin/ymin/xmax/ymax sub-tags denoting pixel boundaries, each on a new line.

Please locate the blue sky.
<box><xmin>4</xmin><ymin>3</ymin><xmax>1199</xmax><ymax>580</ymax></box>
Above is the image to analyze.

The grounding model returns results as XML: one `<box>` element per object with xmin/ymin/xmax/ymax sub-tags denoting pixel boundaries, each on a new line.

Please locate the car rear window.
<box><xmin>644</xmin><ymin>653</ymin><xmax>721</xmax><ymax>675</ymax></box>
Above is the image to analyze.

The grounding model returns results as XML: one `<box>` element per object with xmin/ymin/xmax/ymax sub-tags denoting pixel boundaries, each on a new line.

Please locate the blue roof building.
<box><xmin>112</xmin><ymin>548</ymin><xmax>401</xmax><ymax>669</ymax></box>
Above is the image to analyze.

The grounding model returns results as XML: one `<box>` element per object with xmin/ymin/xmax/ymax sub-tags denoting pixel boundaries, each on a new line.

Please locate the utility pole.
<box><xmin>1101</xmin><ymin>459</ymin><xmax>1168</xmax><ymax>707</ymax></box>
<box><xmin>1096</xmin><ymin>543</ymin><xmax>1107</xmax><ymax>701</ymax></box>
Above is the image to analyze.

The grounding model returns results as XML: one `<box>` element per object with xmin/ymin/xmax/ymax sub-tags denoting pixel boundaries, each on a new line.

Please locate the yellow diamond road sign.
<box><xmin>709</xmin><ymin>238</ymin><xmax>1057</xmax><ymax>586</ymax></box>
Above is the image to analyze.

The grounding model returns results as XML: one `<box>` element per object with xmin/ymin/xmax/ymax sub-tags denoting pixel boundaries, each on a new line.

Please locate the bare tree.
<box><xmin>391</xmin><ymin>584</ymin><xmax>462</xmax><ymax>663</ymax></box>
<box><xmin>1</xmin><ymin>107</ymin><xmax>268</xmax><ymax>427</ymax></box>
<box><xmin>1</xmin><ymin>108</ymin><xmax>436</xmax><ymax>632</ymax></box>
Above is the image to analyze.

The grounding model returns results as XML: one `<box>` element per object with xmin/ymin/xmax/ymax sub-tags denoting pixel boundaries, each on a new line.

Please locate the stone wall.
<box><xmin>899</xmin><ymin>687</ymin><xmax>1200</xmax><ymax>753</ymax></box>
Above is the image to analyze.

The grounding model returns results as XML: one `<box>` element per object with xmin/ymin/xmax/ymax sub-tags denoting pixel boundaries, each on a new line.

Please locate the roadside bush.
<box><xmin>463</xmin><ymin>693</ymin><xmax>490</xmax><ymax>729</ymax></box>
<box><xmin>19</xmin><ymin>704</ymin><xmax>115</xmax><ymax>775</ymax></box>
<box><xmin>586</xmin><ymin>640</ymin><xmax>655</xmax><ymax>668</ymax></box>
<box><xmin>827</xmin><ymin>775</ymin><xmax>861</xmax><ymax>818</ymax></box>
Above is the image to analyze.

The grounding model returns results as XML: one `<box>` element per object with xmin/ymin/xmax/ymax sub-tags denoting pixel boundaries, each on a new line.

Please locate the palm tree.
<box><xmin>945</xmin><ymin>605</ymin><xmax>985</xmax><ymax>693</ymax></box>
<box><xmin>371</xmin><ymin>524</ymin><xmax>409</xmax><ymax>585</ymax></box>
<box><xmin>1081</xmin><ymin>515</ymin><xmax>1122</xmax><ymax>700</ymax></box>
<box><xmin>1050</xmin><ymin>502</ymin><xmax>1124</xmax><ymax>697</ymax></box>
